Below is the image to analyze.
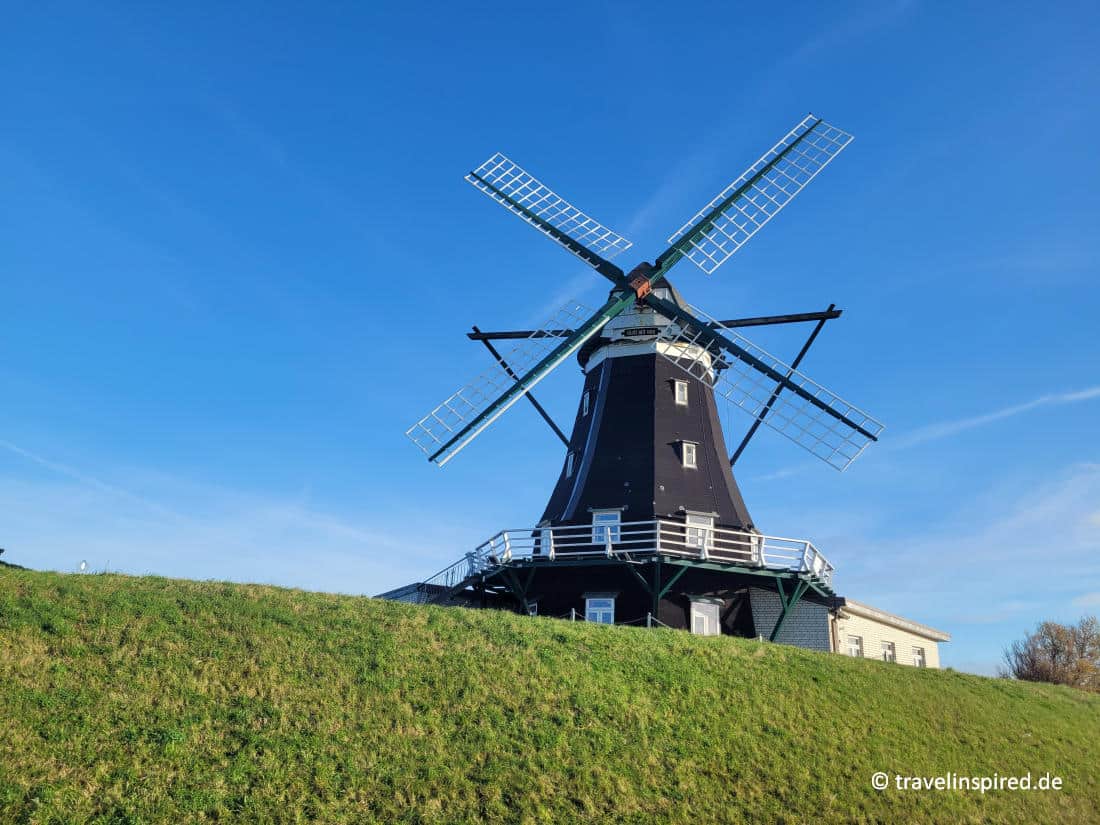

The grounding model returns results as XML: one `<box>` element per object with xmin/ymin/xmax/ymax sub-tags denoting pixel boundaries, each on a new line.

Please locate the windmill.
<box><xmin>394</xmin><ymin>115</ymin><xmax>885</xmax><ymax>643</ymax></box>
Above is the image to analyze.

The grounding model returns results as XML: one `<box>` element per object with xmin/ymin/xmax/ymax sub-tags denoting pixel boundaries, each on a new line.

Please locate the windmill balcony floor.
<box><xmin>410</xmin><ymin>519</ymin><xmax>836</xmax><ymax>605</ymax></box>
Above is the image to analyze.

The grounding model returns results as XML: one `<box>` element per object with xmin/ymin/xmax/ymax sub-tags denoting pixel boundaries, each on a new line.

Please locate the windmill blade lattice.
<box><xmin>654</xmin><ymin>303</ymin><xmax>884</xmax><ymax>470</ymax></box>
<box><xmin>467</xmin><ymin>153</ymin><xmax>633</xmax><ymax>268</ymax></box>
<box><xmin>666</xmin><ymin>115</ymin><xmax>853</xmax><ymax>275</ymax></box>
<box><xmin>407</xmin><ymin>301</ymin><xmax>597</xmax><ymax>466</ymax></box>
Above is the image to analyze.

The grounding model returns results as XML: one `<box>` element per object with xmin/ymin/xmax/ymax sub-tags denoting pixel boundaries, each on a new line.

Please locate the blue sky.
<box><xmin>2</xmin><ymin>1</ymin><xmax>1098</xmax><ymax>675</ymax></box>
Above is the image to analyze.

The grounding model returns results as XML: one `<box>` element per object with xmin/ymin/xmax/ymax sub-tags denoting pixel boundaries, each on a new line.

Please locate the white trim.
<box><xmin>585</xmin><ymin>596</ymin><xmax>615</xmax><ymax>624</ymax></box>
<box><xmin>681</xmin><ymin>441</ymin><xmax>698</xmax><ymax>469</ymax></box>
<box><xmin>686</xmin><ymin>513</ymin><xmax>713</xmax><ymax>552</ymax></box>
<box><xmin>689</xmin><ymin>600</ymin><xmax>720</xmax><ymax>636</ymax></box>
<box><xmin>840</xmin><ymin>599</ymin><xmax>951</xmax><ymax>642</ymax></box>
<box><xmin>591</xmin><ymin>509</ymin><xmax>622</xmax><ymax>544</ymax></box>
<box><xmin>584</xmin><ymin>339</ymin><xmax>716</xmax><ymax>373</ymax></box>
<box><xmin>674</xmin><ymin>379</ymin><xmax>689</xmax><ymax>406</ymax></box>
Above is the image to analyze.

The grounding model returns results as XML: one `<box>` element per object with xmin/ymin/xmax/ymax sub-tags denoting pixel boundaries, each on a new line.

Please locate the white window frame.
<box><xmin>682</xmin><ymin>441</ymin><xmax>698</xmax><ymax>469</ymax></box>
<box><xmin>538</xmin><ymin>525</ymin><xmax>554</xmax><ymax>558</ymax></box>
<box><xmin>674</xmin><ymin>380</ymin><xmax>688</xmax><ymax>406</ymax></box>
<box><xmin>527</xmin><ymin>601</ymin><xmax>538</xmax><ymax>616</ymax></box>
<box><xmin>690</xmin><ymin>600</ymin><xmax>720</xmax><ymax>636</ymax></box>
<box><xmin>565</xmin><ymin>451</ymin><xmax>574</xmax><ymax>478</ymax></box>
<box><xmin>847</xmin><ymin>635</ymin><xmax>864</xmax><ymax>657</ymax></box>
<box><xmin>685</xmin><ymin>514</ymin><xmax>714</xmax><ymax>553</ymax></box>
<box><xmin>591</xmin><ymin>509</ymin><xmax>621</xmax><ymax>544</ymax></box>
<box><xmin>582</xmin><ymin>391</ymin><xmax>590</xmax><ymax>416</ymax></box>
<box><xmin>912</xmin><ymin>646</ymin><xmax>926</xmax><ymax>668</ymax></box>
<box><xmin>585</xmin><ymin>596</ymin><xmax>615</xmax><ymax>624</ymax></box>
<box><xmin>881</xmin><ymin>641</ymin><xmax>896</xmax><ymax>663</ymax></box>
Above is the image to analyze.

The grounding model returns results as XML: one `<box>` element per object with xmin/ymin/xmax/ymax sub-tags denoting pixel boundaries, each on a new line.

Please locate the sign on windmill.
<box><xmin>406</xmin><ymin>114</ymin><xmax>884</xmax><ymax>471</ymax></box>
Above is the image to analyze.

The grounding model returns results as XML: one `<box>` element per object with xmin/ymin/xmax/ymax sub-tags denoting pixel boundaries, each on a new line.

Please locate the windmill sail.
<box><xmin>664</xmin><ymin>115</ymin><xmax>853</xmax><ymax>276</ymax></box>
<box><xmin>407</xmin><ymin>299</ymin><xmax>627</xmax><ymax>466</ymax></box>
<box><xmin>467</xmin><ymin>153</ymin><xmax>632</xmax><ymax>273</ymax></box>
<box><xmin>654</xmin><ymin>303</ymin><xmax>883</xmax><ymax>471</ymax></box>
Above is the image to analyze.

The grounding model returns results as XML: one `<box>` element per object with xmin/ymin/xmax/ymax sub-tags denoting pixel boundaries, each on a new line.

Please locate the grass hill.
<box><xmin>2</xmin><ymin>568</ymin><xmax>1098</xmax><ymax>824</ymax></box>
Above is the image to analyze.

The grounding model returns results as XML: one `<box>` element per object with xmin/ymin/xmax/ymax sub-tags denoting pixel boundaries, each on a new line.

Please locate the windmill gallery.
<box><xmin>384</xmin><ymin>115</ymin><xmax>950</xmax><ymax>667</ymax></box>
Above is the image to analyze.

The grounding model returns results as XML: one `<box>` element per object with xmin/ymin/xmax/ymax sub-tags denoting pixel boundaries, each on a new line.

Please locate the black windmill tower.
<box><xmin>402</xmin><ymin>115</ymin><xmax>885</xmax><ymax>639</ymax></box>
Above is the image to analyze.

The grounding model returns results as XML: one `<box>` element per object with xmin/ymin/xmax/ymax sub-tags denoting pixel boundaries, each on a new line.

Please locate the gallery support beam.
<box><xmin>465</xmin><ymin>308</ymin><xmax>843</xmax><ymax>341</ymax></box>
<box><xmin>769</xmin><ymin>578</ymin><xmax>811</xmax><ymax>642</ymax></box>
<box><xmin>730</xmin><ymin>304</ymin><xmax>836</xmax><ymax>465</ymax></box>
<box><xmin>471</xmin><ymin>326</ymin><xmax>569</xmax><ymax>447</ymax></box>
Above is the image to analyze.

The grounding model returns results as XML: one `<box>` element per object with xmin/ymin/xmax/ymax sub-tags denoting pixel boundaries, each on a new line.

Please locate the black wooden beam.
<box><xmin>730</xmin><ymin>304</ymin><xmax>836</xmax><ymax>466</ymax></box>
<box><xmin>465</xmin><ymin>308</ymin><xmax>842</xmax><ymax>341</ymax></box>
<box><xmin>472</xmin><ymin>326</ymin><xmax>570</xmax><ymax>448</ymax></box>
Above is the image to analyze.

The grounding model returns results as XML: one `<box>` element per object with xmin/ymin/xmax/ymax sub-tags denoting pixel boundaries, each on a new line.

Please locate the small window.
<box><xmin>527</xmin><ymin>602</ymin><xmax>538</xmax><ymax>616</ymax></box>
<box><xmin>674</xmin><ymin>380</ymin><xmax>688</xmax><ymax>406</ymax></box>
<box><xmin>912</xmin><ymin>647</ymin><xmax>926</xmax><ymax>668</ymax></box>
<box><xmin>847</xmin><ymin>635</ymin><xmax>863</xmax><ymax>657</ymax></box>
<box><xmin>682</xmin><ymin>442</ymin><xmax>698</xmax><ymax>469</ymax></box>
<box><xmin>585</xmin><ymin>596</ymin><xmax>615</xmax><ymax>624</ymax></box>
<box><xmin>690</xmin><ymin>601</ymin><xmax>720</xmax><ymax>636</ymax></box>
<box><xmin>881</xmin><ymin>641</ymin><xmax>896</xmax><ymax>663</ymax></box>
<box><xmin>565</xmin><ymin>452</ymin><xmax>574</xmax><ymax>478</ymax></box>
<box><xmin>686</xmin><ymin>514</ymin><xmax>714</xmax><ymax>551</ymax></box>
<box><xmin>591</xmin><ymin>510</ymin><xmax>621</xmax><ymax>544</ymax></box>
<box><xmin>582</xmin><ymin>391</ymin><xmax>590</xmax><ymax>416</ymax></box>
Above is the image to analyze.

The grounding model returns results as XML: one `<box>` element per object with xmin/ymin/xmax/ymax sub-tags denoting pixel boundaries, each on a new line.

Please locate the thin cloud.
<box><xmin>0</xmin><ymin>438</ymin><xmax>180</xmax><ymax>519</ymax></box>
<box><xmin>753</xmin><ymin>385</ymin><xmax>1100</xmax><ymax>482</ymax></box>
<box><xmin>890</xmin><ymin>386</ymin><xmax>1100</xmax><ymax>450</ymax></box>
<box><xmin>0</xmin><ymin>438</ymin><xmax>473</xmax><ymax>592</ymax></box>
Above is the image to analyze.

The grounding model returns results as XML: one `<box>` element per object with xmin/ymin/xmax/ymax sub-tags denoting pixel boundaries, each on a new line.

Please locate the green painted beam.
<box><xmin>467</xmin><ymin>170</ymin><xmax>625</xmax><ymax>285</ymax></box>
<box><xmin>651</xmin><ymin>118</ymin><xmax>823</xmax><ymax>275</ymax></box>
<box><xmin>769</xmin><ymin>579</ymin><xmax>810</xmax><ymax>642</ymax></box>
<box><xmin>642</xmin><ymin>292</ymin><xmax>878</xmax><ymax>441</ymax></box>
<box><xmin>657</xmin><ymin>565</ymin><xmax>692</xmax><ymax>601</ymax></box>
<box><xmin>427</xmin><ymin>290</ymin><xmax>636</xmax><ymax>464</ymax></box>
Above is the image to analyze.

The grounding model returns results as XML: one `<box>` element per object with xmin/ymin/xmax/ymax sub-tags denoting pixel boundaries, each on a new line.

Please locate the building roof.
<box><xmin>835</xmin><ymin>597</ymin><xmax>951</xmax><ymax>642</ymax></box>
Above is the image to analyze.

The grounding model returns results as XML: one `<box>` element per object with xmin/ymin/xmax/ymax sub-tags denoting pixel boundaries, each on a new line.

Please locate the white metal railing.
<box><xmin>416</xmin><ymin>519</ymin><xmax>834</xmax><ymax>597</ymax></box>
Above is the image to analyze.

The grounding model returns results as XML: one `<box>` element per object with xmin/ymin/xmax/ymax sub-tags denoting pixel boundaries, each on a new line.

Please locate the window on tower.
<box><xmin>686</xmin><ymin>514</ymin><xmax>714</xmax><ymax>551</ymax></box>
<box><xmin>674</xmin><ymin>380</ymin><xmax>688</xmax><ymax>406</ymax></box>
<box><xmin>565</xmin><ymin>452</ymin><xmax>575</xmax><ymax>478</ymax></box>
<box><xmin>582</xmin><ymin>390</ymin><xmax>590</xmax><ymax>416</ymax></box>
<box><xmin>591</xmin><ymin>510</ymin><xmax>621</xmax><ymax>544</ymax></box>
<box><xmin>681</xmin><ymin>441</ymin><xmax>698</xmax><ymax>469</ymax></box>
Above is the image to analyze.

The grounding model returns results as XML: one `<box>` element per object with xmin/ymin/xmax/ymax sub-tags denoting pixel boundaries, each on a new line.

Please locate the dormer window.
<box><xmin>565</xmin><ymin>451</ymin><xmax>575</xmax><ymax>478</ymax></box>
<box><xmin>582</xmin><ymin>391</ymin><xmax>590</xmax><ymax>416</ymax></box>
<box><xmin>674</xmin><ymin>380</ymin><xmax>688</xmax><ymax>406</ymax></box>
<box><xmin>681</xmin><ymin>441</ymin><xmax>698</xmax><ymax>469</ymax></box>
<box><xmin>591</xmin><ymin>509</ymin><xmax>622</xmax><ymax>544</ymax></box>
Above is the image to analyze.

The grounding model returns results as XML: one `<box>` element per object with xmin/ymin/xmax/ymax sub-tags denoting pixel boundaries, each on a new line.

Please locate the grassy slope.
<box><xmin>1</xmin><ymin>569</ymin><xmax>1098</xmax><ymax>824</ymax></box>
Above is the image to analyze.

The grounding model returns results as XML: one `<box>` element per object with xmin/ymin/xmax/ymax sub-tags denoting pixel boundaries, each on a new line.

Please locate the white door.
<box><xmin>690</xmin><ymin>602</ymin><xmax>720</xmax><ymax>636</ymax></box>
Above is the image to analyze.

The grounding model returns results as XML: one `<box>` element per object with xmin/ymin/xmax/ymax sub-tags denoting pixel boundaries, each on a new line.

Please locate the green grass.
<box><xmin>1</xmin><ymin>568</ymin><xmax>1098</xmax><ymax>824</ymax></box>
